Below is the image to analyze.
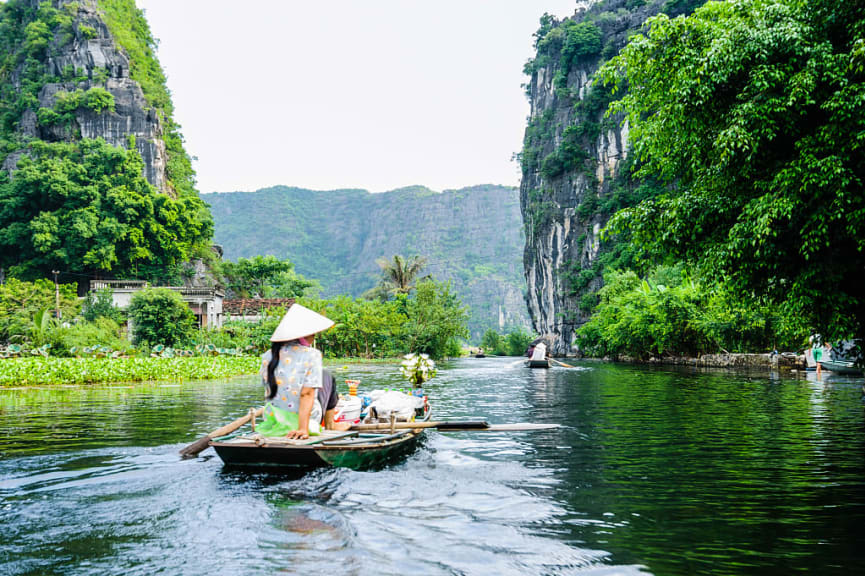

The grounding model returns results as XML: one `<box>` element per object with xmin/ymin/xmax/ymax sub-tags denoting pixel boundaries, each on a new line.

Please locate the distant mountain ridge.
<box><xmin>207</xmin><ymin>184</ymin><xmax>529</xmax><ymax>340</ymax></box>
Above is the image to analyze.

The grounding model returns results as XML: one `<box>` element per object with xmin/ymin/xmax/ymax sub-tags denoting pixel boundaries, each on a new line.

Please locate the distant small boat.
<box><xmin>818</xmin><ymin>359</ymin><xmax>864</xmax><ymax>376</ymax></box>
<box><xmin>474</xmin><ymin>353</ymin><xmax>486</xmax><ymax>358</ymax></box>
<box><xmin>526</xmin><ymin>359</ymin><xmax>550</xmax><ymax>368</ymax></box>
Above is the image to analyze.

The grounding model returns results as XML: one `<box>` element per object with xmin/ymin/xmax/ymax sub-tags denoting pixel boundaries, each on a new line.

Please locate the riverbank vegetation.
<box><xmin>577</xmin><ymin>266</ymin><xmax>789</xmax><ymax>359</ymax></box>
<box><xmin>0</xmin><ymin>267</ymin><xmax>469</xmax><ymax>387</ymax></box>
<box><xmin>566</xmin><ymin>0</ymin><xmax>865</xmax><ymax>357</ymax></box>
<box><xmin>0</xmin><ymin>356</ymin><xmax>259</xmax><ymax>386</ymax></box>
<box><xmin>480</xmin><ymin>328</ymin><xmax>535</xmax><ymax>356</ymax></box>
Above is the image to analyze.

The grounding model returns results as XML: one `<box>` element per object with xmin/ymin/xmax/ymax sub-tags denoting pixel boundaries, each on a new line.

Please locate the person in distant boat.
<box><xmin>530</xmin><ymin>342</ymin><xmax>547</xmax><ymax>361</ymax></box>
<box><xmin>259</xmin><ymin>303</ymin><xmax>334</xmax><ymax>440</ymax></box>
<box><xmin>527</xmin><ymin>337</ymin><xmax>546</xmax><ymax>359</ymax></box>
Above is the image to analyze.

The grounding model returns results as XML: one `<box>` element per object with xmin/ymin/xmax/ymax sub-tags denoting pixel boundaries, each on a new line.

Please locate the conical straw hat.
<box><xmin>270</xmin><ymin>303</ymin><xmax>334</xmax><ymax>342</ymax></box>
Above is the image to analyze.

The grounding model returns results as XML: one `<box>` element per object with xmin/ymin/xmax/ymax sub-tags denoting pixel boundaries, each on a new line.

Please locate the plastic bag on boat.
<box><xmin>256</xmin><ymin>402</ymin><xmax>320</xmax><ymax>436</ymax></box>
<box><xmin>365</xmin><ymin>390</ymin><xmax>423</xmax><ymax>422</ymax></box>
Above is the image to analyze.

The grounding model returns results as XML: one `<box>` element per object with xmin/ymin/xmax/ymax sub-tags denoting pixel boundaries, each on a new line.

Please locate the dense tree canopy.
<box><xmin>220</xmin><ymin>255</ymin><xmax>317</xmax><ymax>299</ymax></box>
<box><xmin>0</xmin><ymin>139</ymin><xmax>212</xmax><ymax>282</ymax></box>
<box><xmin>601</xmin><ymin>0</ymin><xmax>865</xmax><ymax>341</ymax></box>
<box><xmin>308</xmin><ymin>278</ymin><xmax>469</xmax><ymax>359</ymax></box>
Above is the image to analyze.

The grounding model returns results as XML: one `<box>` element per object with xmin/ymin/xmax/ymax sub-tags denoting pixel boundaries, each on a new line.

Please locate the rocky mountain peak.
<box><xmin>2</xmin><ymin>0</ymin><xmax>169</xmax><ymax>194</ymax></box>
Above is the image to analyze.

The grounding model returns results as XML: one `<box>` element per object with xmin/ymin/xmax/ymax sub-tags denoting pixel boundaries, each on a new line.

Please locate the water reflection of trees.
<box><xmin>521</xmin><ymin>363</ymin><xmax>865</xmax><ymax>574</ymax></box>
<box><xmin>0</xmin><ymin>377</ymin><xmax>261</xmax><ymax>457</ymax></box>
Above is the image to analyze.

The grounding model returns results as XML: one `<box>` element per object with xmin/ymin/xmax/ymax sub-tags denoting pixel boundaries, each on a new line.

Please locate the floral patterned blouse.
<box><xmin>260</xmin><ymin>342</ymin><xmax>323</xmax><ymax>424</ymax></box>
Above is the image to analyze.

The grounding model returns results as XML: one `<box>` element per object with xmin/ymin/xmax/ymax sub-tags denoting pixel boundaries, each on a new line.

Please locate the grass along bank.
<box><xmin>0</xmin><ymin>356</ymin><xmax>260</xmax><ymax>386</ymax></box>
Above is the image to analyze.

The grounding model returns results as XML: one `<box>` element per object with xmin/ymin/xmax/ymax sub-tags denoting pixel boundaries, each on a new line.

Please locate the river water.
<box><xmin>1</xmin><ymin>357</ymin><xmax>864</xmax><ymax>575</ymax></box>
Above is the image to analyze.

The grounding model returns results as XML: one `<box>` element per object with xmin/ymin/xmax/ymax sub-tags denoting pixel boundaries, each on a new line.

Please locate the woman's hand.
<box><xmin>286</xmin><ymin>387</ymin><xmax>316</xmax><ymax>440</ymax></box>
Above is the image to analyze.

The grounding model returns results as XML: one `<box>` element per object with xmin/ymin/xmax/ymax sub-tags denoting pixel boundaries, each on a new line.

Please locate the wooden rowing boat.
<box><xmin>211</xmin><ymin>409</ymin><xmax>431</xmax><ymax>470</ymax></box>
<box><xmin>818</xmin><ymin>359</ymin><xmax>864</xmax><ymax>376</ymax></box>
<box><xmin>526</xmin><ymin>359</ymin><xmax>550</xmax><ymax>368</ymax></box>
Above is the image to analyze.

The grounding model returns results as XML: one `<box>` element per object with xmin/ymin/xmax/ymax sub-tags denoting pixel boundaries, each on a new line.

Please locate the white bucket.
<box><xmin>334</xmin><ymin>396</ymin><xmax>362</xmax><ymax>422</ymax></box>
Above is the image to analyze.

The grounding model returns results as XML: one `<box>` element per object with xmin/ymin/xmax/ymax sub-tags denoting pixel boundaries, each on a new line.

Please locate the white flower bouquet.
<box><xmin>400</xmin><ymin>353</ymin><xmax>437</xmax><ymax>386</ymax></box>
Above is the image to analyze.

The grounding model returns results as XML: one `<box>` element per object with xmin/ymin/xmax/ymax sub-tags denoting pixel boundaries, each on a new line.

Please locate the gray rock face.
<box><xmin>6</xmin><ymin>0</ymin><xmax>167</xmax><ymax>192</ymax></box>
<box><xmin>519</xmin><ymin>0</ymin><xmax>670</xmax><ymax>355</ymax></box>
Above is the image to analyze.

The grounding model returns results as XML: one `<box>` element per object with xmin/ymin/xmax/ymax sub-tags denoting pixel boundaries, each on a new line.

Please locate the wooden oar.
<box><xmin>179</xmin><ymin>407</ymin><xmax>264</xmax><ymax>458</ymax></box>
<box><xmin>549</xmin><ymin>358</ymin><xmax>578</xmax><ymax>368</ymax></box>
<box><xmin>350</xmin><ymin>420</ymin><xmax>560</xmax><ymax>432</ymax></box>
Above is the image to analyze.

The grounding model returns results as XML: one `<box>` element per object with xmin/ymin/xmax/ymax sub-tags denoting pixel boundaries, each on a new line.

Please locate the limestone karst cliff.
<box><xmin>208</xmin><ymin>185</ymin><xmax>530</xmax><ymax>340</ymax></box>
<box><xmin>0</xmin><ymin>0</ymin><xmax>212</xmax><ymax>282</ymax></box>
<box><xmin>519</xmin><ymin>0</ymin><xmax>705</xmax><ymax>355</ymax></box>
<box><xmin>0</xmin><ymin>0</ymin><xmax>191</xmax><ymax>193</ymax></box>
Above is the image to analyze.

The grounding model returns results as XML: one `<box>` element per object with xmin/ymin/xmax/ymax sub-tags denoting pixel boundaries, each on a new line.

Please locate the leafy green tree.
<box><xmin>265</xmin><ymin>269</ymin><xmax>319</xmax><ymax>299</ymax></box>
<box><xmin>127</xmin><ymin>287</ymin><xmax>195</xmax><ymax>346</ymax></box>
<box><xmin>83</xmin><ymin>287</ymin><xmax>125</xmax><ymax>325</ymax></box>
<box><xmin>481</xmin><ymin>329</ymin><xmax>502</xmax><ymax>354</ymax></box>
<box><xmin>600</xmin><ymin>0</ymin><xmax>865</xmax><ymax>342</ymax></box>
<box><xmin>220</xmin><ymin>255</ymin><xmax>310</xmax><ymax>298</ymax></box>
<box><xmin>0</xmin><ymin>139</ymin><xmax>212</xmax><ymax>282</ymax></box>
<box><xmin>405</xmin><ymin>279</ymin><xmax>469</xmax><ymax>359</ymax></box>
<box><xmin>305</xmin><ymin>295</ymin><xmax>407</xmax><ymax>358</ymax></box>
<box><xmin>505</xmin><ymin>328</ymin><xmax>535</xmax><ymax>357</ymax></box>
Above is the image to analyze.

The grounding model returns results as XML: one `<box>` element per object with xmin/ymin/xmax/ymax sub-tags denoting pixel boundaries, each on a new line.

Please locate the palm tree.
<box><xmin>366</xmin><ymin>255</ymin><xmax>428</xmax><ymax>300</ymax></box>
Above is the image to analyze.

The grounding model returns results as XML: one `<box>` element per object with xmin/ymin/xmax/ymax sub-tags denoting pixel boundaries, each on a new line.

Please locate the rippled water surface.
<box><xmin>1</xmin><ymin>358</ymin><xmax>864</xmax><ymax>575</ymax></box>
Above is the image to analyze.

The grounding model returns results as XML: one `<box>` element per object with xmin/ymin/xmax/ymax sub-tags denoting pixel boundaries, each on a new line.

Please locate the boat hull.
<box><xmin>211</xmin><ymin>429</ymin><xmax>425</xmax><ymax>470</ymax></box>
<box><xmin>526</xmin><ymin>359</ymin><xmax>550</xmax><ymax>368</ymax></box>
<box><xmin>818</xmin><ymin>360</ymin><xmax>864</xmax><ymax>376</ymax></box>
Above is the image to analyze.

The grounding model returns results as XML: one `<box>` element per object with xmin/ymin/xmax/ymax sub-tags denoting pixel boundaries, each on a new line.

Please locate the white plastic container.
<box><xmin>334</xmin><ymin>396</ymin><xmax>362</xmax><ymax>422</ymax></box>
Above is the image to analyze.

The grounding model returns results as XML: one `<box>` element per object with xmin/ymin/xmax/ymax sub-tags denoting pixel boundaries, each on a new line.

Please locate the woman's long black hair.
<box><xmin>265</xmin><ymin>341</ymin><xmax>282</xmax><ymax>400</ymax></box>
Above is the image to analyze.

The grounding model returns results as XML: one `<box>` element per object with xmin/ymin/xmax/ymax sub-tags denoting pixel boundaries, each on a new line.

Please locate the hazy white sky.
<box><xmin>136</xmin><ymin>0</ymin><xmax>580</xmax><ymax>194</ymax></box>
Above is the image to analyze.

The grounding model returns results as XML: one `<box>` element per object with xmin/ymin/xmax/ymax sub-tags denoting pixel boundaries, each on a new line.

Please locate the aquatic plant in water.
<box><xmin>0</xmin><ymin>357</ymin><xmax>260</xmax><ymax>386</ymax></box>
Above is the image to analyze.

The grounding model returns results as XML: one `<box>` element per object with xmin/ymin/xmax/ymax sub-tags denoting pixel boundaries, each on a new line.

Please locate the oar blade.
<box><xmin>433</xmin><ymin>420</ymin><xmax>490</xmax><ymax>430</ymax></box>
<box><xmin>483</xmin><ymin>423</ymin><xmax>560</xmax><ymax>431</ymax></box>
<box><xmin>179</xmin><ymin>435</ymin><xmax>212</xmax><ymax>458</ymax></box>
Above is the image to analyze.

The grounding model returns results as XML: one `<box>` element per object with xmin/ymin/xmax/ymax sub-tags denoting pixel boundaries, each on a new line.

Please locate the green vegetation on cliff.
<box><xmin>518</xmin><ymin>0</ymin><xmax>856</xmax><ymax>356</ymax></box>
<box><xmin>0</xmin><ymin>0</ymin><xmax>213</xmax><ymax>283</ymax></box>
<box><xmin>600</xmin><ymin>0</ymin><xmax>865</xmax><ymax>345</ymax></box>
<box><xmin>0</xmin><ymin>138</ymin><xmax>211</xmax><ymax>280</ymax></box>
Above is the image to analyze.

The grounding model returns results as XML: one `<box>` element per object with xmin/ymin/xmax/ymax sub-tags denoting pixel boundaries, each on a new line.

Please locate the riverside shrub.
<box><xmin>577</xmin><ymin>267</ymin><xmax>787</xmax><ymax>358</ymax></box>
<box><xmin>128</xmin><ymin>287</ymin><xmax>196</xmax><ymax>346</ymax></box>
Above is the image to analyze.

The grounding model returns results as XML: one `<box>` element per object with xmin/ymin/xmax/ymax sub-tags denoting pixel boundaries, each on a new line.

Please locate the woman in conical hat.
<box><xmin>258</xmin><ymin>303</ymin><xmax>334</xmax><ymax>440</ymax></box>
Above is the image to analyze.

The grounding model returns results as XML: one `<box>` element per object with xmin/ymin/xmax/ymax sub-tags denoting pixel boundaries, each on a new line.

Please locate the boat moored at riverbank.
<box><xmin>818</xmin><ymin>359</ymin><xmax>864</xmax><ymax>376</ymax></box>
